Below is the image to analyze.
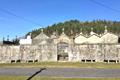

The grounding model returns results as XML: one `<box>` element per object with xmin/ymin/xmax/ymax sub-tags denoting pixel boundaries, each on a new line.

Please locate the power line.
<box><xmin>0</xmin><ymin>7</ymin><xmax>41</xmax><ymax>26</ymax></box>
<box><xmin>89</xmin><ymin>0</ymin><xmax>120</xmax><ymax>13</ymax></box>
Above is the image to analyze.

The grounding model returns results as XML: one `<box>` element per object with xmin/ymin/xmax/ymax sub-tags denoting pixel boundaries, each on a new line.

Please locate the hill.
<box><xmin>29</xmin><ymin>20</ymin><xmax>120</xmax><ymax>38</ymax></box>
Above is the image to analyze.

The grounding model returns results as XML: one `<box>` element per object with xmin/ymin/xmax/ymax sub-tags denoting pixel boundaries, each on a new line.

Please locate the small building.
<box><xmin>101</xmin><ymin>26</ymin><xmax>118</xmax><ymax>43</ymax></box>
<box><xmin>32</xmin><ymin>29</ymin><xmax>50</xmax><ymax>45</ymax></box>
<box><xmin>87</xmin><ymin>28</ymin><xmax>103</xmax><ymax>44</ymax></box>
<box><xmin>19</xmin><ymin>34</ymin><xmax>32</xmax><ymax>45</ymax></box>
<box><xmin>74</xmin><ymin>31</ymin><xmax>87</xmax><ymax>44</ymax></box>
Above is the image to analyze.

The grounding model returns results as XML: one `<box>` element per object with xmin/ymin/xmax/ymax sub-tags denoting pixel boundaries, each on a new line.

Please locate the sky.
<box><xmin>0</xmin><ymin>0</ymin><xmax>120</xmax><ymax>40</ymax></box>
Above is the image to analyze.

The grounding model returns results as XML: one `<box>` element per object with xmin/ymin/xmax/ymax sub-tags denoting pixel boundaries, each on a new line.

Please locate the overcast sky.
<box><xmin>0</xmin><ymin>0</ymin><xmax>120</xmax><ymax>40</ymax></box>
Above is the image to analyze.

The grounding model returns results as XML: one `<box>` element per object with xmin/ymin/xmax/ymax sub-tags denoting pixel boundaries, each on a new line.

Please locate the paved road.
<box><xmin>0</xmin><ymin>68</ymin><xmax>120</xmax><ymax>78</ymax></box>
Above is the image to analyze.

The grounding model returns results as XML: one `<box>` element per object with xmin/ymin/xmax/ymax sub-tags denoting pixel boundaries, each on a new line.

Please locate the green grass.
<box><xmin>0</xmin><ymin>62</ymin><xmax>120</xmax><ymax>69</ymax></box>
<box><xmin>0</xmin><ymin>76</ymin><xmax>120</xmax><ymax>80</ymax></box>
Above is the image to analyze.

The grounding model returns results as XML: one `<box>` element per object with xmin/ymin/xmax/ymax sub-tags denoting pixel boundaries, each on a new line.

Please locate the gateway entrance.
<box><xmin>57</xmin><ymin>42</ymin><xmax>69</xmax><ymax>61</ymax></box>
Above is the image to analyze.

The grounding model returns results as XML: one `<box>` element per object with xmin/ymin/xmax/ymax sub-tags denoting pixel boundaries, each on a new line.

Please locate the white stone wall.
<box><xmin>74</xmin><ymin>32</ymin><xmax>118</xmax><ymax>44</ymax></box>
<box><xmin>0</xmin><ymin>44</ymin><xmax>120</xmax><ymax>63</ymax></box>
<box><xmin>101</xmin><ymin>33</ymin><xmax>118</xmax><ymax>43</ymax></box>
<box><xmin>87</xmin><ymin>35</ymin><xmax>103</xmax><ymax>43</ymax></box>
<box><xmin>75</xmin><ymin>44</ymin><xmax>120</xmax><ymax>62</ymax></box>
<box><xmin>74</xmin><ymin>35</ymin><xmax>87</xmax><ymax>44</ymax></box>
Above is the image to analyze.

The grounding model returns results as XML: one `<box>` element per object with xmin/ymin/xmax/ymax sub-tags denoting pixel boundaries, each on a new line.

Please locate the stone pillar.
<box><xmin>91</xmin><ymin>60</ymin><xmax>93</xmax><ymax>63</ymax></box>
<box><xmin>15</xmin><ymin>60</ymin><xmax>16</xmax><ymax>63</ymax></box>
<box><xmin>108</xmin><ymin>60</ymin><xmax>109</xmax><ymax>63</ymax></box>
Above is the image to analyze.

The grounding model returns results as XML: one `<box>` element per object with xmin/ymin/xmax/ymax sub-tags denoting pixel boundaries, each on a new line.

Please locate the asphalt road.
<box><xmin>0</xmin><ymin>68</ymin><xmax>120</xmax><ymax>78</ymax></box>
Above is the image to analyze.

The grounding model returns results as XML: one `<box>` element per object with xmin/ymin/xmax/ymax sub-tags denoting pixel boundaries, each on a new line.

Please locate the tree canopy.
<box><xmin>28</xmin><ymin>20</ymin><xmax>120</xmax><ymax>38</ymax></box>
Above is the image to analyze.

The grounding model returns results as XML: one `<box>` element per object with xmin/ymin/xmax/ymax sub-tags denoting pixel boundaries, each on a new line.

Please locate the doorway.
<box><xmin>57</xmin><ymin>42</ymin><xmax>69</xmax><ymax>61</ymax></box>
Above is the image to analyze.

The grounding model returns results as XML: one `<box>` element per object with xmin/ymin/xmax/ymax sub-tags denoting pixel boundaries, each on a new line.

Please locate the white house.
<box><xmin>19</xmin><ymin>34</ymin><xmax>32</xmax><ymax>45</ymax></box>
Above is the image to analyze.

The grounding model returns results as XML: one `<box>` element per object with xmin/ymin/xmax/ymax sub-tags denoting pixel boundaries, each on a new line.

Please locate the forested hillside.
<box><xmin>29</xmin><ymin>20</ymin><xmax>120</xmax><ymax>38</ymax></box>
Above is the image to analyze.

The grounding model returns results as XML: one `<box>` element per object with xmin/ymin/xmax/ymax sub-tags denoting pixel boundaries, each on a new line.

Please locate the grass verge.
<box><xmin>0</xmin><ymin>62</ymin><xmax>120</xmax><ymax>68</ymax></box>
<box><xmin>0</xmin><ymin>76</ymin><xmax>120</xmax><ymax>80</ymax></box>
